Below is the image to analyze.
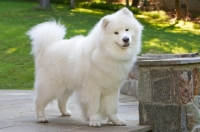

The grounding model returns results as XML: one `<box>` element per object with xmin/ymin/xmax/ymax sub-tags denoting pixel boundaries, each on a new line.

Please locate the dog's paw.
<box><xmin>113</xmin><ymin>118</ymin><xmax>126</xmax><ymax>126</ymax></box>
<box><xmin>89</xmin><ymin>120</ymin><xmax>101</xmax><ymax>127</ymax></box>
<box><xmin>62</xmin><ymin>110</ymin><xmax>72</xmax><ymax>116</ymax></box>
<box><xmin>37</xmin><ymin>117</ymin><xmax>49</xmax><ymax>123</ymax></box>
<box><xmin>109</xmin><ymin>115</ymin><xmax>126</xmax><ymax>126</ymax></box>
<box><xmin>88</xmin><ymin>114</ymin><xmax>101</xmax><ymax>127</ymax></box>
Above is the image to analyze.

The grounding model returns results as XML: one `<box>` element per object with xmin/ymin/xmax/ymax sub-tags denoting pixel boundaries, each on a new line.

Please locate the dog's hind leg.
<box><xmin>58</xmin><ymin>89</ymin><xmax>73</xmax><ymax>116</ymax></box>
<box><xmin>35</xmin><ymin>81</ymin><xmax>57</xmax><ymax>123</ymax></box>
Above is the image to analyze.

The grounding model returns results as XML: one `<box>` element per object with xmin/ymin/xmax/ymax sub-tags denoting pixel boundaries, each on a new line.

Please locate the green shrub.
<box><xmin>50</xmin><ymin>0</ymin><xmax>69</xmax><ymax>4</ymax></box>
<box><xmin>143</xmin><ymin>11</ymin><xmax>169</xmax><ymax>21</ymax></box>
<box><xmin>77</xmin><ymin>2</ymin><xmax>140</xmax><ymax>14</ymax></box>
<box><xmin>193</xmin><ymin>23</ymin><xmax>200</xmax><ymax>29</ymax></box>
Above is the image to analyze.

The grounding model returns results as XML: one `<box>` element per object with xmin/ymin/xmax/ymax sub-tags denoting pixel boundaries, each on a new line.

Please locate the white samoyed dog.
<box><xmin>27</xmin><ymin>7</ymin><xmax>143</xmax><ymax>127</ymax></box>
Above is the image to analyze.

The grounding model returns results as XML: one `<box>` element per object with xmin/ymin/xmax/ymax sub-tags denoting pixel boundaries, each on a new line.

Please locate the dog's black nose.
<box><xmin>123</xmin><ymin>37</ymin><xmax>129</xmax><ymax>42</ymax></box>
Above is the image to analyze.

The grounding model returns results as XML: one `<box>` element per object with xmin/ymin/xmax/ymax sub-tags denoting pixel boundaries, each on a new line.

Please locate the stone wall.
<box><xmin>137</xmin><ymin>57</ymin><xmax>200</xmax><ymax>131</ymax></box>
<box><xmin>120</xmin><ymin>65</ymin><xmax>138</xmax><ymax>97</ymax></box>
<box><xmin>120</xmin><ymin>53</ymin><xmax>199</xmax><ymax>97</ymax></box>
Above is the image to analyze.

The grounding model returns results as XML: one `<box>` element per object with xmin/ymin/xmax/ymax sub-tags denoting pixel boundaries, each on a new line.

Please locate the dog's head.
<box><xmin>99</xmin><ymin>8</ymin><xmax>143</xmax><ymax>60</ymax></box>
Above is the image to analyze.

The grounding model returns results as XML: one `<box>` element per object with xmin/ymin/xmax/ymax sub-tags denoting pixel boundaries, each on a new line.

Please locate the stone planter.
<box><xmin>120</xmin><ymin>53</ymin><xmax>199</xmax><ymax>97</ymax></box>
<box><xmin>137</xmin><ymin>55</ymin><xmax>200</xmax><ymax>131</ymax></box>
<box><xmin>120</xmin><ymin>65</ymin><xmax>138</xmax><ymax>97</ymax></box>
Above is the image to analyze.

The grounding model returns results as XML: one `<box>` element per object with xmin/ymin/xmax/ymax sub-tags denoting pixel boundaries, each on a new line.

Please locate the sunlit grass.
<box><xmin>73</xmin><ymin>29</ymin><xmax>87</xmax><ymax>34</ymax></box>
<box><xmin>174</xmin><ymin>20</ymin><xmax>200</xmax><ymax>33</ymax></box>
<box><xmin>138</xmin><ymin>11</ymin><xmax>200</xmax><ymax>32</ymax></box>
<box><xmin>138</xmin><ymin>10</ymin><xmax>200</xmax><ymax>54</ymax></box>
<box><xmin>72</xmin><ymin>8</ymin><xmax>105</xmax><ymax>15</ymax></box>
<box><xmin>143</xmin><ymin>10</ymin><xmax>168</xmax><ymax>20</ymax></box>
<box><xmin>6</xmin><ymin>48</ymin><xmax>17</xmax><ymax>54</ymax></box>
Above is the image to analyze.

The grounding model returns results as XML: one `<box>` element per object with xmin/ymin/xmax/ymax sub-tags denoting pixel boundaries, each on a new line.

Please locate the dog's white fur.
<box><xmin>27</xmin><ymin>7</ymin><xmax>143</xmax><ymax>127</ymax></box>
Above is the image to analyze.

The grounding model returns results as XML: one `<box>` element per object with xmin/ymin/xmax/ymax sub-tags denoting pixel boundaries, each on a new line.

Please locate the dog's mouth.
<box><xmin>116</xmin><ymin>42</ymin><xmax>130</xmax><ymax>48</ymax></box>
<box><xmin>122</xmin><ymin>43</ymin><xmax>130</xmax><ymax>47</ymax></box>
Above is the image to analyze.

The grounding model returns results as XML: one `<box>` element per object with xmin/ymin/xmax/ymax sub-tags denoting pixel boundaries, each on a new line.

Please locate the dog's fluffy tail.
<box><xmin>27</xmin><ymin>21</ymin><xmax>66</xmax><ymax>56</ymax></box>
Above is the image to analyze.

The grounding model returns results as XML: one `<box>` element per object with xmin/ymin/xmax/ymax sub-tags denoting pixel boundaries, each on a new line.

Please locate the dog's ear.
<box><xmin>121</xmin><ymin>7</ymin><xmax>133</xmax><ymax>16</ymax></box>
<box><xmin>102</xmin><ymin>18</ymin><xmax>109</xmax><ymax>29</ymax></box>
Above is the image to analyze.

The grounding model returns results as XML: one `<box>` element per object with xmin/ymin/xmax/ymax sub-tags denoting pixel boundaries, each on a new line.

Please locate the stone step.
<box><xmin>0</xmin><ymin>90</ymin><xmax>152</xmax><ymax>132</ymax></box>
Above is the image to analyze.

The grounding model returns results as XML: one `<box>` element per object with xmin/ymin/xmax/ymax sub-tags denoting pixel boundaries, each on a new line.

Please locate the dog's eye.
<box><xmin>125</xmin><ymin>29</ymin><xmax>129</xmax><ymax>31</ymax></box>
<box><xmin>114</xmin><ymin>32</ymin><xmax>119</xmax><ymax>35</ymax></box>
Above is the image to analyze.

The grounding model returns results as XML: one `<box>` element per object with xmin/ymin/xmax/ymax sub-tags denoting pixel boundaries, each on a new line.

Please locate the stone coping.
<box><xmin>136</xmin><ymin>57</ymin><xmax>200</xmax><ymax>66</ymax></box>
<box><xmin>141</xmin><ymin>53</ymin><xmax>199</xmax><ymax>58</ymax></box>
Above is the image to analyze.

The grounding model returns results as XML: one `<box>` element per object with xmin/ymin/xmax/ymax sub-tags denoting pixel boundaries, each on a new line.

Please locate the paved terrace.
<box><xmin>0</xmin><ymin>90</ymin><xmax>151</xmax><ymax>132</ymax></box>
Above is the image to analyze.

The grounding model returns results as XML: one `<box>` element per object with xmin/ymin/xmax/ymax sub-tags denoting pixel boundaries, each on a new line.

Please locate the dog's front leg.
<box><xmin>105</xmin><ymin>90</ymin><xmax>126</xmax><ymax>126</ymax></box>
<box><xmin>78</xmin><ymin>85</ymin><xmax>101</xmax><ymax>127</ymax></box>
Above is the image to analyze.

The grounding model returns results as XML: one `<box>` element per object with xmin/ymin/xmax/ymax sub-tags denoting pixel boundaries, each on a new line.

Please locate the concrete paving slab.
<box><xmin>0</xmin><ymin>90</ymin><xmax>152</xmax><ymax>132</ymax></box>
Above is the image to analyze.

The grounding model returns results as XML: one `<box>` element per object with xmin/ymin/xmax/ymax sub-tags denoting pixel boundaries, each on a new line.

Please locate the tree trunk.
<box><xmin>175</xmin><ymin>0</ymin><xmax>182</xmax><ymax>20</ymax></box>
<box><xmin>185</xmin><ymin>0</ymin><xmax>189</xmax><ymax>17</ymax></box>
<box><xmin>70</xmin><ymin>0</ymin><xmax>75</xmax><ymax>9</ymax></box>
<box><xmin>162</xmin><ymin>0</ymin><xmax>168</xmax><ymax>10</ymax></box>
<box><xmin>126</xmin><ymin>0</ymin><xmax>129</xmax><ymax>7</ymax></box>
<box><xmin>132</xmin><ymin>0</ymin><xmax>139</xmax><ymax>7</ymax></box>
<box><xmin>39</xmin><ymin>0</ymin><xmax>51</xmax><ymax>10</ymax></box>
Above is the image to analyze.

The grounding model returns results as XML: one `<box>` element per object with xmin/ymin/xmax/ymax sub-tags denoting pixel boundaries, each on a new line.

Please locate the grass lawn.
<box><xmin>0</xmin><ymin>0</ymin><xmax>200</xmax><ymax>89</ymax></box>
